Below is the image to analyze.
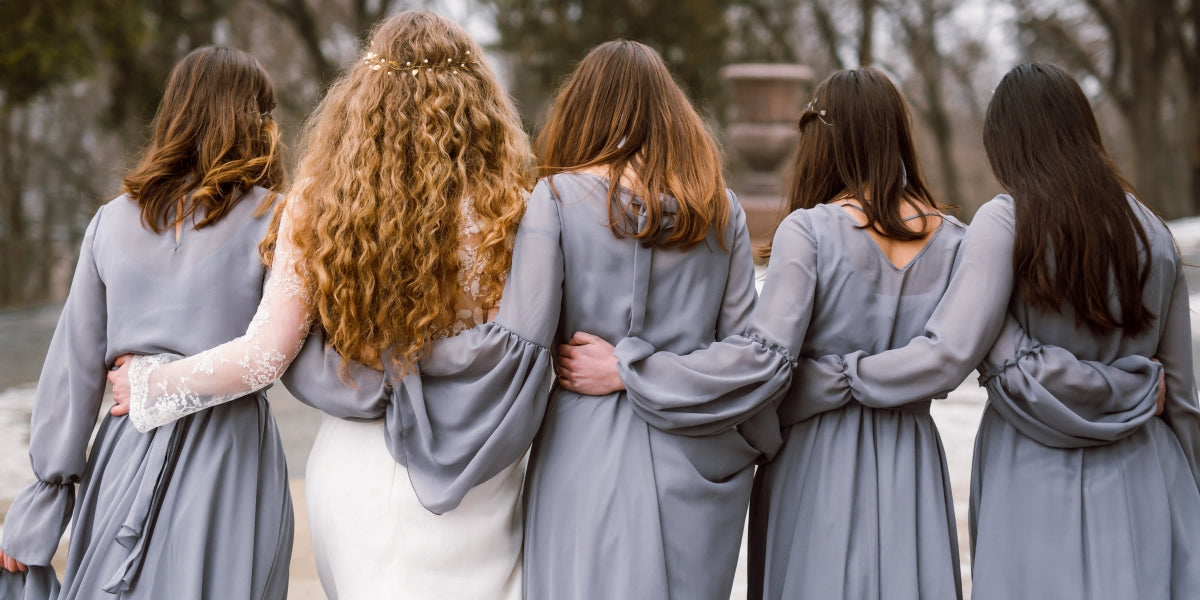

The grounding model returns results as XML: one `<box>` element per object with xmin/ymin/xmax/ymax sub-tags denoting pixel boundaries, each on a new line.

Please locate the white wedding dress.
<box><xmin>127</xmin><ymin>200</ymin><xmax>524</xmax><ymax>599</ymax></box>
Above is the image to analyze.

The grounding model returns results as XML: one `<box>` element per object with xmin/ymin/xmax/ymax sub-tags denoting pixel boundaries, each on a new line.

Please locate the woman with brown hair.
<box><xmin>108</xmin><ymin>10</ymin><xmax>537</xmax><ymax>599</ymax></box>
<box><xmin>559</xmin><ymin>66</ymin><xmax>1166</xmax><ymax>599</ymax></box>
<box><xmin>504</xmin><ymin>39</ymin><xmax>774</xmax><ymax>599</ymax></box>
<box><xmin>0</xmin><ymin>46</ymin><xmax>292</xmax><ymax>599</ymax></box>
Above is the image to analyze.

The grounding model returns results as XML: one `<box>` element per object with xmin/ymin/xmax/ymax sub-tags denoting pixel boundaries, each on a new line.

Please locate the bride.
<box><xmin>111</xmin><ymin>10</ymin><xmax>537</xmax><ymax>599</ymax></box>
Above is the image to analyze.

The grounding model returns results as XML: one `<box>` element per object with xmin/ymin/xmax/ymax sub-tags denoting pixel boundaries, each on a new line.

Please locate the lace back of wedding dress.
<box><xmin>448</xmin><ymin>197</ymin><xmax>496</xmax><ymax>336</ymax></box>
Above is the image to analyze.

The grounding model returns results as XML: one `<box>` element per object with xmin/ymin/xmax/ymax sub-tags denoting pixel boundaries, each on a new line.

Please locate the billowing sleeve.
<box><xmin>816</xmin><ymin>195</ymin><xmax>1163</xmax><ymax>441</ymax></box>
<box><xmin>1153</xmin><ymin>257</ymin><xmax>1200</xmax><ymax>485</ymax></box>
<box><xmin>280</xmin><ymin>325</ymin><xmax>389</xmax><ymax>420</ymax></box>
<box><xmin>973</xmin><ymin>315</ymin><xmax>1163</xmax><ymax>448</ymax></box>
<box><xmin>383</xmin><ymin>182</ymin><xmax>560</xmax><ymax>514</ymax></box>
<box><xmin>126</xmin><ymin>205</ymin><xmax>311</xmax><ymax>431</ymax></box>
<box><xmin>611</xmin><ymin>207</ymin><xmax>816</xmax><ymax>439</ymax></box>
<box><xmin>2</xmin><ymin>209</ymin><xmax>108</xmax><ymax>572</ymax></box>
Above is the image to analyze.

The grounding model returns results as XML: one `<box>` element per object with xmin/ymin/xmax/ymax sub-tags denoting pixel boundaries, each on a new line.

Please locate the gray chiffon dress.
<box><xmin>748</xmin><ymin>205</ymin><xmax>968</xmax><ymax>599</ymax></box>
<box><xmin>387</xmin><ymin>172</ymin><xmax>782</xmax><ymax>600</ymax></box>
<box><xmin>613</xmin><ymin>201</ymin><xmax>1166</xmax><ymax>600</ymax></box>
<box><xmin>0</xmin><ymin>189</ymin><xmax>293</xmax><ymax>600</ymax></box>
<box><xmin>819</xmin><ymin>195</ymin><xmax>1200</xmax><ymax>599</ymax></box>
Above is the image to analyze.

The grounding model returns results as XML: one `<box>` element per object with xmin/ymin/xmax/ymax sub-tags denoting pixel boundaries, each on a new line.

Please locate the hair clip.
<box><xmin>804</xmin><ymin>98</ymin><xmax>833</xmax><ymax>126</ymax></box>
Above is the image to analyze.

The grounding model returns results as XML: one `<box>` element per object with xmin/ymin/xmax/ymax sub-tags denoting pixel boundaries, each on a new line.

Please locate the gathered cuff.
<box><xmin>746</xmin><ymin>333</ymin><xmax>798</xmax><ymax>368</ymax></box>
<box><xmin>977</xmin><ymin>343</ymin><xmax>1044</xmax><ymax>385</ymax></box>
<box><xmin>1</xmin><ymin>479</ymin><xmax>75</xmax><ymax>566</ymax></box>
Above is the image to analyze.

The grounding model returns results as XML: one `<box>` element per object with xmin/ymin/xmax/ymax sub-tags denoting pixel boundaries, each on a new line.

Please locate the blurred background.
<box><xmin>2</xmin><ymin>0</ymin><xmax>1199</xmax><ymax>307</ymax></box>
<box><xmin>2</xmin><ymin>1</ymin><xmax>1199</xmax><ymax>598</ymax></box>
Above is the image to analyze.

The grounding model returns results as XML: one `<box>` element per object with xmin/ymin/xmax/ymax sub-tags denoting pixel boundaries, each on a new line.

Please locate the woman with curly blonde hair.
<box><xmin>109</xmin><ymin>10</ymin><xmax>535</xmax><ymax>599</ymax></box>
<box><xmin>0</xmin><ymin>46</ymin><xmax>292</xmax><ymax>599</ymax></box>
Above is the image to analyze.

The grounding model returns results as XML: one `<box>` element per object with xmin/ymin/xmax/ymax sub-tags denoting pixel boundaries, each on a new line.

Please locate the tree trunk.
<box><xmin>858</xmin><ymin>0</ymin><xmax>876</xmax><ymax>65</ymax></box>
<box><xmin>0</xmin><ymin>107</ymin><xmax>27</xmax><ymax>304</ymax></box>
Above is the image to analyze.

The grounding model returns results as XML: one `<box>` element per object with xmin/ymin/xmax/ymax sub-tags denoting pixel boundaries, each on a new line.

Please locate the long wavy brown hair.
<box><xmin>984</xmin><ymin>62</ymin><xmax>1153</xmax><ymax>334</ymax></box>
<box><xmin>762</xmin><ymin>67</ymin><xmax>940</xmax><ymax>258</ymax></box>
<box><xmin>274</xmin><ymin>10</ymin><xmax>533</xmax><ymax>374</ymax></box>
<box><xmin>536</xmin><ymin>40</ymin><xmax>728</xmax><ymax>249</ymax></box>
<box><xmin>123</xmin><ymin>46</ymin><xmax>284</xmax><ymax>231</ymax></box>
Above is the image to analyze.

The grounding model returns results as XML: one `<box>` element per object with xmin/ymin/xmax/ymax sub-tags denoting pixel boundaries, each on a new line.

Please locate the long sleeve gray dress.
<box><xmin>0</xmin><ymin>189</ymin><xmax>293</xmax><ymax>600</ymax></box>
<box><xmin>748</xmin><ymin>205</ymin><xmax>970</xmax><ymax>599</ymax></box>
<box><xmin>388</xmin><ymin>172</ymin><xmax>784</xmax><ymax>600</ymax></box>
<box><xmin>609</xmin><ymin>201</ymin><xmax>1165</xmax><ymax>600</ymax></box>
<box><xmin>825</xmin><ymin>194</ymin><xmax>1200</xmax><ymax>599</ymax></box>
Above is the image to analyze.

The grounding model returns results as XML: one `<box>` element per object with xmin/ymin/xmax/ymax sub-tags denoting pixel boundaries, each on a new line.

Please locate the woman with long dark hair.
<box><xmin>0</xmin><ymin>46</ymin><xmax>293</xmax><ymax>599</ymax></box>
<box><xmin>801</xmin><ymin>63</ymin><xmax>1200</xmax><ymax>597</ymax></box>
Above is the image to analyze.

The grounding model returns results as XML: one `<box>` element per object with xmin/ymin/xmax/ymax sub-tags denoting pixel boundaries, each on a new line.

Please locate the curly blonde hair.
<box><xmin>269</xmin><ymin>10</ymin><xmax>532</xmax><ymax>374</ymax></box>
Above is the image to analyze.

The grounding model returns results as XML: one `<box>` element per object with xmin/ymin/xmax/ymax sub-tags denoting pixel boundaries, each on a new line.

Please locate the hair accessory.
<box><xmin>804</xmin><ymin>98</ymin><xmax>832</xmax><ymax>126</ymax></box>
<box><xmin>363</xmin><ymin>49</ymin><xmax>473</xmax><ymax>77</ymax></box>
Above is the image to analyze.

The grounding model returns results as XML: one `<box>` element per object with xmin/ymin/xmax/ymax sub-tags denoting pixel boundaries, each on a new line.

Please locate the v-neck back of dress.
<box><xmin>797</xmin><ymin>202</ymin><xmax>967</xmax><ymax>356</ymax></box>
<box><xmin>835</xmin><ymin>202</ymin><xmax>947</xmax><ymax>271</ymax></box>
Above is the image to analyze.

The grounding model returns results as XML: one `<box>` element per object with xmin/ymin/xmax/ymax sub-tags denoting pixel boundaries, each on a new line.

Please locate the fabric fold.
<box><xmin>384</xmin><ymin>321</ymin><xmax>553</xmax><ymax>515</ymax></box>
<box><xmin>979</xmin><ymin>345</ymin><xmax>1161</xmax><ymax>448</ymax></box>
<box><xmin>614</xmin><ymin>334</ymin><xmax>791</xmax><ymax>454</ymax></box>
<box><xmin>281</xmin><ymin>325</ymin><xmax>390</xmax><ymax>420</ymax></box>
<box><xmin>101</xmin><ymin>417</ymin><xmax>192</xmax><ymax>593</ymax></box>
<box><xmin>0</xmin><ymin>568</ymin><xmax>60</xmax><ymax>599</ymax></box>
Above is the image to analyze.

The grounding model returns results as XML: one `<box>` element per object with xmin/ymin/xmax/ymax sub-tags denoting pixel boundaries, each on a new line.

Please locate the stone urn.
<box><xmin>720</xmin><ymin>63</ymin><xmax>814</xmax><ymax>245</ymax></box>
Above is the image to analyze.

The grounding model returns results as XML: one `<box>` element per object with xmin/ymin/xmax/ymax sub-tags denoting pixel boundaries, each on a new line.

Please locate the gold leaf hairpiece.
<box><xmin>362</xmin><ymin>50</ymin><xmax>473</xmax><ymax>76</ymax></box>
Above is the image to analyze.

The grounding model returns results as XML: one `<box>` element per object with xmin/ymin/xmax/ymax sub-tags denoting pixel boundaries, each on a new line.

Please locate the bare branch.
<box><xmin>740</xmin><ymin>0</ymin><xmax>800</xmax><ymax>62</ymax></box>
<box><xmin>810</xmin><ymin>0</ymin><xmax>848</xmax><ymax>70</ymax></box>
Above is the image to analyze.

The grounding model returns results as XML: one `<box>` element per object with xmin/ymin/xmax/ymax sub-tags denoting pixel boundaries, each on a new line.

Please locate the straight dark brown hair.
<box><xmin>122</xmin><ymin>46</ymin><xmax>284</xmax><ymax>233</ymax></box>
<box><xmin>984</xmin><ymin>62</ymin><xmax>1153</xmax><ymax>334</ymax></box>
<box><xmin>763</xmin><ymin>67</ymin><xmax>941</xmax><ymax>257</ymax></box>
<box><xmin>536</xmin><ymin>40</ymin><xmax>729</xmax><ymax>249</ymax></box>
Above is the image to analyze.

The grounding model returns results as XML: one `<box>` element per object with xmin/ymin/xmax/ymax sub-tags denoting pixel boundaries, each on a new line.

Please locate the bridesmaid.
<box><xmin>504</xmin><ymin>40</ymin><xmax>776</xmax><ymax>600</ymax></box>
<box><xmin>813</xmin><ymin>62</ymin><xmax>1200</xmax><ymax>599</ymax></box>
<box><xmin>110</xmin><ymin>11</ymin><xmax>538</xmax><ymax>600</ymax></box>
<box><xmin>0</xmin><ymin>47</ymin><xmax>293</xmax><ymax>599</ymax></box>
<box><xmin>559</xmin><ymin>66</ymin><xmax>1167</xmax><ymax>600</ymax></box>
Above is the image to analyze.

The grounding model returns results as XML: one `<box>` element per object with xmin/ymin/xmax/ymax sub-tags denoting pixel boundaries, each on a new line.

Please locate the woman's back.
<box><xmin>552</xmin><ymin>172</ymin><xmax>751</xmax><ymax>352</ymax></box>
<box><xmin>99</xmin><ymin>188</ymin><xmax>272</xmax><ymax>356</ymax></box>
<box><xmin>796</xmin><ymin>203</ymin><xmax>966</xmax><ymax>358</ymax></box>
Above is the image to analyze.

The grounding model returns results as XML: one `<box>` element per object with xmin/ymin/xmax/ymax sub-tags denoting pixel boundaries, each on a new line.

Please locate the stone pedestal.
<box><xmin>720</xmin><ymin>63</ymin><xmax>814</xmax><ymax>246</ymax></box>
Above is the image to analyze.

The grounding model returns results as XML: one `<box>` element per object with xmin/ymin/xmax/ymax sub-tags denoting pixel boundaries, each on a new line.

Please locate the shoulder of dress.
<box><xmin>977</xmin><ymin>193</ymin><xmax>1015</xmax><ymax>215</ymax></box>
<box><xmin>940</xmin><ymin>213</ymin><xmax>969</xmax><ymax>231</ymax></box>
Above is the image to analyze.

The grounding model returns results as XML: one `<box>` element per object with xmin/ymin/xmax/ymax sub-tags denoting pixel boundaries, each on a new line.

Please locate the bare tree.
<box><xmin>260</xmin><ymin>0</ymin><xmax>413</xmax><ymax>92</ymax></box>
<box><xmin>881</xmin><ymin>0</ymin><xmax>967</xmax><ymax>208</ymax></box>
<box><xmin>1010</xmin><ymin>0</ymin><xmax>1188</xmax><ymax>217</ymax></box>
<box><xmin>1173</xmin><ymin>0</ymin><xmax>1200</xmax><ymax>213</ymax></box>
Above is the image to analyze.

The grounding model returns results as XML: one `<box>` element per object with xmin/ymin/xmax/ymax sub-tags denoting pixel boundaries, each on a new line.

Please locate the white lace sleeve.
<box><xmin>128</xmin><ymin>207</ymin><xmax>312</xmax><ymax>432</ymax></box>
<box><xmin>446</xmin><ymin>197</ymin><xmax>496</xmax><ymax>336</ymax></box>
